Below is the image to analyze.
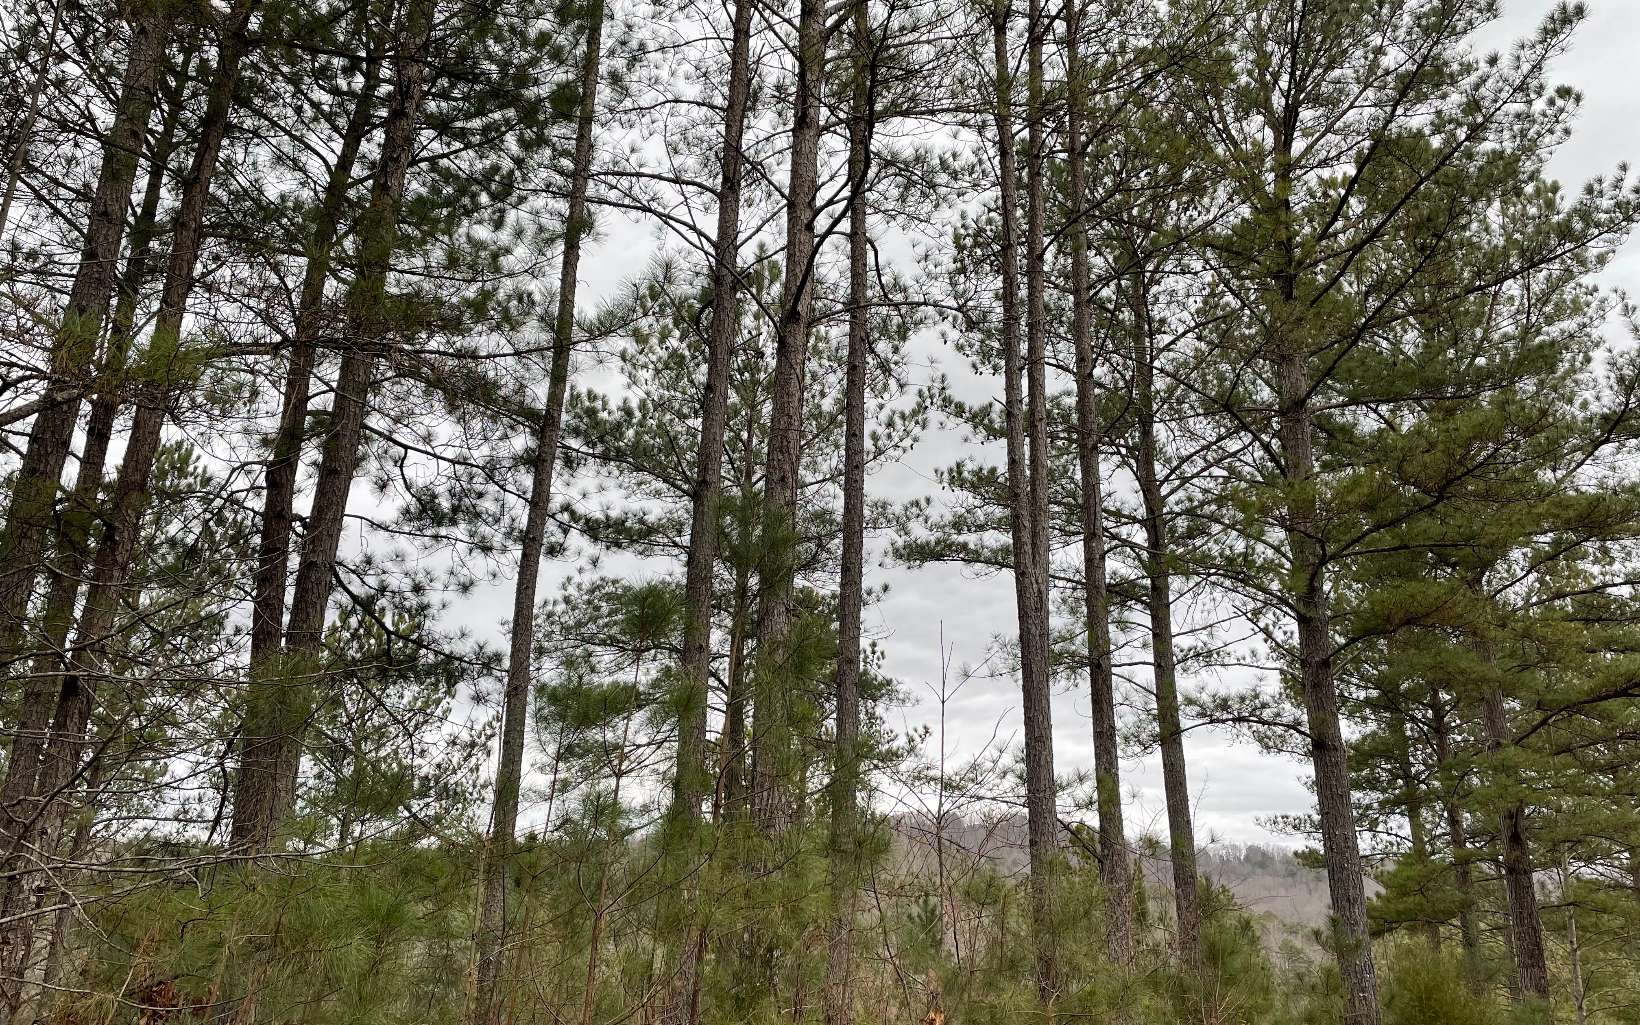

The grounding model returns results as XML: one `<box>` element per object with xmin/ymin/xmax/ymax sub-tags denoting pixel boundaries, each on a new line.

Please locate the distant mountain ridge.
<box><xmin>888</xmin><ymin>814</ymin><xmax>1354</xmax><ymax>946</ymax></box>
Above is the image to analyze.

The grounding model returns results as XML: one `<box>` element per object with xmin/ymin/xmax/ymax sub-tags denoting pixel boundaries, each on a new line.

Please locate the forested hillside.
<box><xmin>3</xmin><ymin>0</ymin><xmax>1640</xmax><ymax>1022</ymax></box>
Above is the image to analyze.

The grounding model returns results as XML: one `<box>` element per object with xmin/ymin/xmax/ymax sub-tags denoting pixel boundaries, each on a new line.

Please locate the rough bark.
<box><xmin>38</xmin><ymin>0</ymin><xmax>260</xmax><ymax>759</ymax></box>
<box><xmin>659</xmin><ymin>0</ymin><xmax>755</xmax><ymax>1019</ymax></box>
<box><xmin>0</xmin><ymin>3</ymin><xmax>253</xmax><ymax>1009</ymax></box>
<box><xmin>1267</xmin><ymin>103</ymin><xmax>1378</xmax><ymax>1022</ymax></box>
<box><xmin>0</xmin><ymin>44</ymin><xmax>184</xmax><ymax>875</ymax></box>
<box><xmin>231</xmin><ymin>0</ymin><xmax>436</xmax><ymax>852</ymax></box>
<box><xmin>0</xmin><ymin>402</ymin><xmax>164</xmax><ymax>1019</ymax></box>
<box><xmin>1128</xmin><ymin>261</ymin><xmax>1201</xmax><ymax>968</ymax></box>
<box><xmin>1022</xmin><ymin>0</ymin><xmax>1060</xmax><ymax>998</ymax></box>
<box><xmin>469</xmin><ymin>8</ymin><xmax>603</xmax><ymax>1023</ymax></box>
<box><xmin>1064</xmin><ymin>3</ymin><xmax>1131</xmax><ymax>966</ymax></box>
<box><xmin>1274</xmin><ymin>346</ymin><xmax>1379</xmax><ymax>1025</ymax></box>
<box><xmin>232</xmin><ymin>25</ymin><xmax>383</xmax><ymax>851</ymax></box>
<box><xmin>748</xmin><ymin>0</ymin><xmax>827</xmax><ymax>837</ymax></box>
<box><xmin>0</xmin><ymin>0</ymin><xmax>68</xmax><ymax>237</ymax></box>
<box><xmin>992</xmin><ymin>0</ymin><xmax>1057</xmax><ymax>1005</ymax></box>
<box><xmin>0</xmin><ymin>2</ymin><xmax>168</xmax><ymax>681</ymax></box>
<box><xmin>1479</xmin><ymin>674</ymin><xmax>1550</xmax><ymax>1003</ymax></box>
<box><xmin>5</xmin><ymin>53</ymin><xmax>187</xmax><ymax>900</ymax></box>
<box><xmin>822</xmin><ymin>5</ymin><xmax>873</xmax><ymax>1020</ymax></box>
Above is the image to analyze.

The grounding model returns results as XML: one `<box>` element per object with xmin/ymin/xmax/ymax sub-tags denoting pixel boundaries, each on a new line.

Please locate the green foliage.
<box><xmin>1379</xmin><ymin>943</ymin><xmax>1505</xmax><ymax>1025</ymax></box>
<box><xmin>64</xmin><ymin>843</ymin><xmax>475</xmax><ymax>1025</ymax></box>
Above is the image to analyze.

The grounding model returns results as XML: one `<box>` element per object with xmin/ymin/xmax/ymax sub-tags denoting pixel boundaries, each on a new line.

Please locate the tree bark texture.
<box><xmin>232</xmin><ymin>0</ymin><xmax>435</xmax><ymax>851</ymax></box>
<box><xmin>660</xmin><ymin>0</ymin><xmax>755</xmax><ymax>1020</ymax></box>
<box><xmin>470</xmin><ymin>8</ymin><xmax>603</xmax><ymax>1023</ymax></box>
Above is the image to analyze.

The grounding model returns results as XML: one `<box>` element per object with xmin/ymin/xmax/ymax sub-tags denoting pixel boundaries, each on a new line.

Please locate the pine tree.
<box><xmin>471</xmin><ymin>4</ymin><xmax>606</xmax><ymax>1020</ymax></box>
<box><xmin>1182</xmin><ymin>3</ymin><xmax>1637</xmax><ymax>1018</ymax></box>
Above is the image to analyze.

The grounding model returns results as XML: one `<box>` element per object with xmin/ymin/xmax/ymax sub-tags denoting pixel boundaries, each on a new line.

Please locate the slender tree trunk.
<box><xmin>579</xmin><ymin>717</ymin><xmax>631</xmax><ymax>1025</ymax></box>
<box><xmin>0</xmin><ymin>2</ymin><xmax>168</xmax><ymax>723</ymax></box>
<box><xmin>1389</xmin><ymin>702</ymin><xmax>1440</xmax><ymax>950</ymax></box>
<box><xmin>68</xmin><ymin>47</ymin><xmax>190</xmax><ymax>519</ymax></box>
<box><xmin>1275</xmin><ymin>349</ymin><xmax>1378</xmax><ymax>1025</ymax></box>
<box><xmin>749</xmin><ymin>0</ymin><xmax>827</xmax><ymax>838</ymax></box>
<box><xmin>231</xmin><ymin>0</ymin><xmax>436</xmax><ymax>852</ymax></box>
<box><xmin>1127</xmin><ymin>259</ymin><xmax>1201</xmax><ymax>969</ymax></box>
<box><xmin>716</xmin><ymin>391</ymin><xmax>763</xmax><ymax>827</ymax></box>
<box><xmin>33</xmin><ymin>0</ymin><xmax>258</xmax><ymax>777</ymax></box>
<box><xmin>1064</xmin><ymin>3</ymin><xmax>1131</xmax><ymax>965</ymax></box>
<box><xmin>32</xmin><ymin>755</ymin><xmax>94</xmax><ymax>1025</ymax></box>
<box><xmin>1479</xmin><ymin>672</ymin><xmax>1550</xmax><ymax>1003</ymax></box>
<box><xmin>0</xmin><ymin>0</ymin><xmax>68</xmax><ymax>238</ymax></box>
<box><xmin>1559</xmin><ymin>862</ymin><xmax>1586</xmax><ymax>1025</ymax></box>
<box><xmin>469</xmin><ymin>10</ymin><xmax>603</xmax><ymax>1024</ymax></box>
<box><xmin>2</xmin><ymin>384</ymin><xmax>166</xmax><ymax>1024</ymax></box>
<box><xmin>660</xmin><ymin>0</ymin><xmax>755</xmax><ymax>1019</ymax></box>
<box><xmin>9</xmin><ymin>749</ymin><xmax>98</xmax><ymax>1025</ymax></box>
<box><xmin>823</xmin><ymin>5</ymin><xmax>873</xmax><ymax>1020</ymax></box>
<box><xmin>7</xmin><ymin>88</ymin><xmax>187</xmax><ymax>988</ymax></box>
<box><xmin>1268</xmin><ymin>114</ymin><xmax>1378</xmax><ymax>1025</ymax></box>
<box><xmin>716</xmin><ymin>559</ymin><xmax>752</xmax><ymax>819</ymax></box>
<box><xmin>1023</xmin><ymin>0</ymin><xmax>1060</xmax><ymax>998</ymax></box>
<box><xmin>1431</xmin><ymin>701</ymin><xmax>1481</xmax><ymax>984</ymax></box>
<box><xmin>738</xmin><ymin>0</ymin><xmax>830</xmax><ymax>1004</ymax></box>
<box><xmin>991</xmin><ymin>0</ymin><xmax>1056</xmax><ymax>1005</ymax></box>
<box><xmin>233</xmin><ymin>25</ymin><xmax>383</xmax><ymax>851</ymax></box>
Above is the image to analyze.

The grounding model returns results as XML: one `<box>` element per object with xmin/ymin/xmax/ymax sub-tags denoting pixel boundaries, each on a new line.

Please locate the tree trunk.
<box><xmin>0</xmin><ymin>1</ymin><xmax>168</xmax><ymax>729</ymax></box>
<box><xmin>1274</xmin><ymin>346</ymin><xmax>1379</xmax><ymax>1025</ymax></box>
<box><xmin>1560</xmin><ymin>863</ymin><xmax>1586</xmax><ymax>1025</ymax></box>
<box><xmin>1064</xmin><ymin>4</ymin><xmax>1131</xmax><ymax>965</ymax></box>
<box><xmin>32</xmin><ymin>759</ymin><xmax>94</xmax><ymax>1025</ymax></box>
<box><xmin>233</xmin><ymin>23</ymin><xmax>383</xmax><ymax>851</ymax></box>
<box><xmin>469</xmin><ymin>8</ymin><xmax>603</xmax><ymax>1024</ymax></box>
<box><xmin>32</xmin><ymin>0</ymin><xmax>259</xmax><ymax>780</ymax></box>
<box><xmin>1430</xmin><ymin>700</ymin><xmax>1481</xmax><ymax>985</ymax></box>
<box><xmin>1127</xmin><ymin>258</ymin><xmax>1201</xmax><ymax>969</ymax></box>
<box><xmin>0</xmin><ymin>43</ymin><xmax>185</xmax><ymax>872</ymax></box>
<box><xmin>715</xmin><ymin>560</ymin><xmax>752</xmax><ymax>819</ymax></box>
<box><xmin>823</xmin><ymin>5</ymin><xmax>872</xmax><ymax>1020</ymax></box>
<box><xmin>0</xmin><ymin>0</ymin><xmax>68</xmax><ymax>237</ymax></box>
<box><xmin>231</xmin><ymin>0</ymin><xmax>436</xmax><ymax>852</ymax></box>
<box><xmin>7</xmin><ymin>78</ymin><xmax>186</xmax><ymax>983</ymax></box>
<box><xmin>0</xmin><ymin>4</ymin><xmax>255</xmax><ymax>1010</ymax></box>
<box><xmin>717</xmin><ymin>399</ymin><xmax>765</xmax><ymax>824</ymax></box>
<box><xmin>749</xmin><ymin>0</ymin><xmax>827</xmax><ymax>838</ymax></box>
<box><xmin>992</xmin><ymin>0</ymin><xmax>1057</xmax><ymax>1005</ymax></box>
<box><xmin>1023</xmin><ymin>0</ymin><xmax>1060</xmax><ymax>998</ymax></box>
<box><xmin>1389</xmin><ymin>702</ymin><xmax>1440</xmax><ymax>950</ymax></box>
<box><xmin>660</xmin><ymin>0</ymin><xmax>755</xmax><ymax>1019</ymax></box>
<box><xmin>1479</xmin><ymin>676</ymin><xmax>1550</xmax><ymax>1003</ymax></box>
<box><xmin>1</xmin><ymin>383</ymin><xmax>168</xmax><ymax>1024</ymax></box>
<box><xmin>1267</xmin><ymin>107</ymin><xmax>1378</xmax><ymax>1023</ymax></box>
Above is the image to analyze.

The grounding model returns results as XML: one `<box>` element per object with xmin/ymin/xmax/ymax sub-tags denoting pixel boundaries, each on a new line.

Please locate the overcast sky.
<box><xmin>465</xmin><ymin>0</ymin><xmax>1640</xmax><ymax>848</ymax></box>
